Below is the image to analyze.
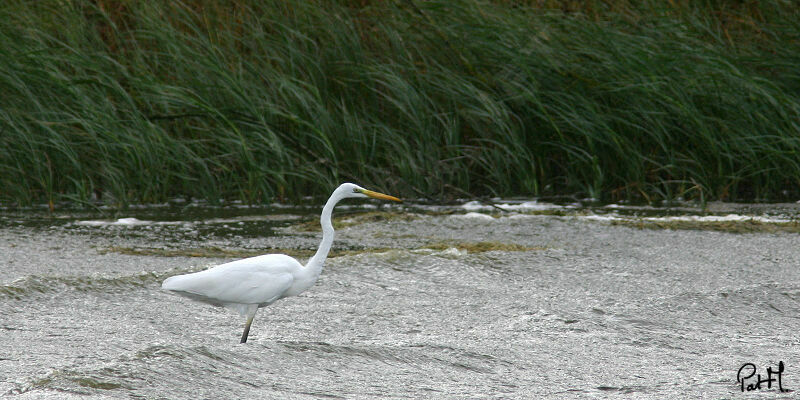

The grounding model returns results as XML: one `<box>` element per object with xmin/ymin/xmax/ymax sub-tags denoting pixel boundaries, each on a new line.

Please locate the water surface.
<box><xmin>1</xmin><ymin>201</ymin><xmax>798</xmax><ymax>398</ymax></box>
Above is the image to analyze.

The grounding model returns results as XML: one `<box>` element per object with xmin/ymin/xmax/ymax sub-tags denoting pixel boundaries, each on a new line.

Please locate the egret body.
<box><xmin>161</xmin><ymin>183</ymin><xmax>401</xmax><ymax>342</ymax></box>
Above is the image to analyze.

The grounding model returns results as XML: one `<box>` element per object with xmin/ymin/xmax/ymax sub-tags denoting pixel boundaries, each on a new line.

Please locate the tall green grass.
<box><xmin>1</xmin><ymin>0</ymin><xmax>799</xmax><ymax>206</ymax></box>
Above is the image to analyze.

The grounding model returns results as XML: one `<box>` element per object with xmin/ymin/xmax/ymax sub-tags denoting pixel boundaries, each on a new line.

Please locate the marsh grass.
<box><xmin>102</xmin><ymin>246</ymin><xmax>312</xmax><ymax>259</ymax></box>
<box><xmin>610</xmin><ymin>218</ymin><xmax>800</xmax><ymax>234</ymax></box>
<box><xmin>422</xmin><ymin>240</ymin><xmax>545</xmax><ymax>252</ymax></box>
<box><xmin>103</xmin><ymin>240</ymin><xmax>541</xmax><ymax>259</ymax></box>
<box><xmin>2</xmin><ymin>0</ymin><xmax>799</xmax><ymax>206</ymax></box>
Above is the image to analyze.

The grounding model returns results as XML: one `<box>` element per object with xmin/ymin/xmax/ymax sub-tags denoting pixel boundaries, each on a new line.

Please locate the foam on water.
<box><xmin>461</xmin><ymin>200</ymin><xmax>569</xmax><ymax>212</ymax></box>
<box><xmin>583</xmin><ymin>212</ymin><xmax>795</xmax><ymax>224</ymax></box>
<box><xmin>74</xmin><ymin>218</ymin><xmax>157</xmax><ymax>226</ymax></box>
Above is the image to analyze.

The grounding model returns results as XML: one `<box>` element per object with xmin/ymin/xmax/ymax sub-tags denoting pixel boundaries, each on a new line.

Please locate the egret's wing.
<box><xmin>162</xmin><ymin>254</ymin><xmax>299</xmax><ymax>307</ymax></box>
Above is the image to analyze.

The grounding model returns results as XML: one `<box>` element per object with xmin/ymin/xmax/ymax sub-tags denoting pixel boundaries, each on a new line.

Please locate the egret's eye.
<box><xmin>353</xmin><ymin>188</ymin><xmax>360</xmax><ymax>193</ymax></box>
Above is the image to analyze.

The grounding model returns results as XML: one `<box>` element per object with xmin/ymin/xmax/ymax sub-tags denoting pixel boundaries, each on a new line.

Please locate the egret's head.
<box><xmin>338</xmin><ymin>183</ymin><xmax>402</xmax><ymax>202</ymax></box>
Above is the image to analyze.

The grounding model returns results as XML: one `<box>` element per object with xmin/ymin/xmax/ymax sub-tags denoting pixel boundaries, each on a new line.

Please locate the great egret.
<box><xmin>161</xmin><ymin>183</ymin><xmax>401</xmax><ymax>343</ymax></box>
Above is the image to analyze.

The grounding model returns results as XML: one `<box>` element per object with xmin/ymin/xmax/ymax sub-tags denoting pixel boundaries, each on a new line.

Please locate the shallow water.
<box><xmin>1</xmin><ymin>201</ymin><xmax>799</xmax><ymax>398</ymax></box>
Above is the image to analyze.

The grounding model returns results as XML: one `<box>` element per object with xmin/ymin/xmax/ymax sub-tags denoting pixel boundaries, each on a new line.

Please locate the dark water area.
<box><xmin>1</xmin><ymin>201</ymin><xmax>799</xmax><ymax>398</ymax></box>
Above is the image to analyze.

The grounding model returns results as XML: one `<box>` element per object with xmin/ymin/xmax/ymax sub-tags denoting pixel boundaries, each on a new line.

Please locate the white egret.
<box><xmin>161</xmin><ymin>183</ymin><xmax>401</xmax><ymax>343</ymax></box>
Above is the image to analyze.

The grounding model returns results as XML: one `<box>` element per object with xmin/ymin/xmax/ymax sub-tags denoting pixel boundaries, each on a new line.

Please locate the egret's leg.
<box><xmin>240</xmin><ymin>304</ymin><xmax>259</xmax><ymax>344</ymax></box>
<box><xmin>240</xmin><ymin>316</ymin><xmax>254</xmax><ymax>343</ymax></box>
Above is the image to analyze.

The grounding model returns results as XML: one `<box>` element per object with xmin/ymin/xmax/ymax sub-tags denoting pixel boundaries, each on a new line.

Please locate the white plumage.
<box><xmin>162</xmin><ymin>255</ymin><xmax>297</xmax><ymax>315</ymax></box>
<box><xmin>161</xmin><ymin>183</ymin><xmax>401</xmax><ymax>343</ymax></box>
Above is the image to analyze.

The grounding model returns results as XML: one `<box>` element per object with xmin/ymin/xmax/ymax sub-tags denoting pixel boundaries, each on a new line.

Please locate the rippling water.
<box><xmin>1</xmin><ymin>201</ymin><xmax>799</xmax><ymax>398</ymax></box>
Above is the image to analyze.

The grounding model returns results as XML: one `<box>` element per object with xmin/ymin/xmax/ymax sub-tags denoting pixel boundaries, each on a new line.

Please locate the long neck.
<box><xmin>305</xmin><ymin>192</ymin><xmax>339</xmax><ymax>274</ymax></box>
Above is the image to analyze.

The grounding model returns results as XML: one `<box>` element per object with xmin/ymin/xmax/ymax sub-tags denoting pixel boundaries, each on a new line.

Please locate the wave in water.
<box><xmin>0</xmin><ymin>270</ymin><xmax>193</xmax><ymax>300</ymax></box>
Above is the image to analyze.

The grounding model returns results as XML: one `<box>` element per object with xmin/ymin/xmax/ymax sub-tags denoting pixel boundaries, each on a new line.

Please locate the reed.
<box><xmin>1</xmin><ymin>0</ymin><xmax>798</xmax><ymax>206</ymax></box>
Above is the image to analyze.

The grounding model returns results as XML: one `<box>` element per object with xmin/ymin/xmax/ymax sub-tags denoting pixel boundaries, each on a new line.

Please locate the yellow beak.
<box><xmin>361</xmin><ymin>189</ymin><xmax>402</xmax><ymax>202</ymax></box>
